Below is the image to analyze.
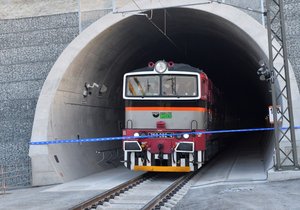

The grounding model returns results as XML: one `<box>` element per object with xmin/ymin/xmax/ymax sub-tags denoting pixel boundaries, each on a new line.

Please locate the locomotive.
<box><xmin>122</xmin><ymin>60</ymin><xmax>223</xmax><ymax>172</ymax></box>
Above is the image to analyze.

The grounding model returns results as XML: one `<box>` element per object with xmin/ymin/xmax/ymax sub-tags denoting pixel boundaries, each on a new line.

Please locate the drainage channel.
<box><xmin>70</xmin><ymin>171</ymin><xmax>198</xmax><ymax>210</ymax></box>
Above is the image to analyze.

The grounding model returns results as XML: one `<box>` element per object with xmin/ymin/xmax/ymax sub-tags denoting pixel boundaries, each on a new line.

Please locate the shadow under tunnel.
<box><xmin>195</xmin><ymin>131</ymin><xmax>274</xmax><ymax>184</ymax></box>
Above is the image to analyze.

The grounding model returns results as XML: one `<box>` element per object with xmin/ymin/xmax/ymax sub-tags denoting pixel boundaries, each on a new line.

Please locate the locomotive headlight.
<box><xmin>183</xmin><ymin>134</ymin><xmax>190</xmax><ymax>139</ymax></box>
<box><xmin>154</xmin><ymin>61</ymin><xmax>168</xmax><ymax>73</ymax></box>
<box><xmin>133</xmin><ymin>132</ymin><xmax>140</xmax><ymax>137</ymax></box>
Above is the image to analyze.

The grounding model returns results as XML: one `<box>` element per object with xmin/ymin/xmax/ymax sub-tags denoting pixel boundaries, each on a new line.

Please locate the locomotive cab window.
<box><xmin>126</xmin><ymin>75</ymin><xmax>160</xmax><ymax>96</ymax></box>
<box><xmin>124</xmin><ymin>71</ymin><xmax>200</xmax><ymax>99</ymax></box>
<box><xmin>162</xmin><ymin>75</ymin><xmax>198</xmax><ymax>97</ymax></box>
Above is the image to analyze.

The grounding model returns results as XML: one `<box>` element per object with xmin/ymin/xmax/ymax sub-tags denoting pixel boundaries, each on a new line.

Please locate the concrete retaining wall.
<box><xmin>0</xmin><ymin>13</ymin><xmax>79</xmax><ymax>186</ymax></box>
<box><xmin>285</xmin><ymin>0</ymin><xmax>300</xmax><ymax>89</ymax></box>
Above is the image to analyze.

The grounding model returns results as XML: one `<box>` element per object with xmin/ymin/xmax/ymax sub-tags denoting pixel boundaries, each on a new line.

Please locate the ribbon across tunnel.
<box><xmin>30</xmin><ymin>126</ymin><xmax>300</xmax><ymax>145</ymax></box>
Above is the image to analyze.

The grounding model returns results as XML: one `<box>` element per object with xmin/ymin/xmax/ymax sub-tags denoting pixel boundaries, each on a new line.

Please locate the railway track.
<box><xmin>70</xmin><ymin>171</ymin><xmax>197</xmax><ymax>210</ymax></box>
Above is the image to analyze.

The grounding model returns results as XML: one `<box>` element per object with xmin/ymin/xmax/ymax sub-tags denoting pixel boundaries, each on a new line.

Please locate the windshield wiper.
<box><xmin>171</xmin><ymin>77</ymin><xmax>176</xmax><ymax>95</ymax></box>
<box><xmin>134</xmin><ymin>77</ymin><xmax>145</xmax><ymax>96</ymax></box>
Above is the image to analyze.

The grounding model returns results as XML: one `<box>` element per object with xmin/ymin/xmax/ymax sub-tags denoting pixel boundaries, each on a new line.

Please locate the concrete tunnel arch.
<box><xmin>29</xmin><ymin>2</ymin><xmax>300</xmax><ymax>186</ymax></box>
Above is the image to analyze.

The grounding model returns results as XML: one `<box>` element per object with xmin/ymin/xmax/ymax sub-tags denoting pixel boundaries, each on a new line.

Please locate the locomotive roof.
<box><xmin>130</xmin><ymin>63</ymin><xmax>203</xmax><ymax>73</ymax></box>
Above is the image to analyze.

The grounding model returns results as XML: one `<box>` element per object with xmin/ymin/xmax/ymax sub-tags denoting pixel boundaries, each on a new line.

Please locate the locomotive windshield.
<box><xmin>162</xmin><ymin>75</ymin><xmax>197</xmax><ymax>97</ymax></box>
<box><xmin>125</xmin><ymin>74</ymin><xmax>198</xmax><ymax>98</ymax></box>
<box><xmin>126</xmin><ymin>75</ymin><xmax>160</xmax><ymax>96</ymax></box>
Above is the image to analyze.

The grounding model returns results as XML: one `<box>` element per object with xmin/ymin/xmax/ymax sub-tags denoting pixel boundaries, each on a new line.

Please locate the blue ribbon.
<box><xmin>30</xmin><ymin>126</ymin><xmax>300</xmax><ymax>145</ymax></box>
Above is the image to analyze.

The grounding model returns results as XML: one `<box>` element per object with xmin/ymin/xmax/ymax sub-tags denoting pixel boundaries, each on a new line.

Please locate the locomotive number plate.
<box><xmin>160</xmin><ymin>112</ymin><xmax>172</xmax><ymax>119</ymax></box>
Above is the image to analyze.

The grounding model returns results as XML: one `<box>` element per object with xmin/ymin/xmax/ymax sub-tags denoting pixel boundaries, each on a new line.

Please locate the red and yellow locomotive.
<box><xmin>122</xmin><ymin>61</ymin><xmax>222</xmax><ymax>172</ymax></box>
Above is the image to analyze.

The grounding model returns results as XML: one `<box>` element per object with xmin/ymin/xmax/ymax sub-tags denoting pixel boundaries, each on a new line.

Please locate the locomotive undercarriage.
<box><xmin>123</xmin><ymin>150</ymin><xmax>204</xmax><ymax>172</ymax></box>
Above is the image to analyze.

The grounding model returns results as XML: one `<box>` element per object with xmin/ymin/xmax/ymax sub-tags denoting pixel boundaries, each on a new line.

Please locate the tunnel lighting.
<box><xmin>183</xmin><ymin>134</ymin><xmax>190</xmax><ymax>139</ymax></box>
<box><xmin>154</xmin><ymin>61</ymin><xmax>168</xmax><ymax>73</ymax></box>
<box><xmin>83</xmin><ymin>82</ymin><xmax>100</xmax><ymax>97</ymax></box>
<box><xmin>257</xmin><ymin>61</ymin><xmax>271</xmax><ymax>81</ymax></box>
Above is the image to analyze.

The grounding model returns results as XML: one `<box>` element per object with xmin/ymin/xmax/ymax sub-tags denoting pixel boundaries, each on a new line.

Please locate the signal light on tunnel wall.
<box><xmin>257</xmin><ymin>62</ymin><xmax>271</xmax><ymax>82</ymax></box>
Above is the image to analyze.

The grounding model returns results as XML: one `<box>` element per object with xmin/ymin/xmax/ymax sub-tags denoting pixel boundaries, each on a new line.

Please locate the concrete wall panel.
<box><xmin>0</xmin><ymin>13</ymin><xmax>79</xmax><ymax>187</ymax></box>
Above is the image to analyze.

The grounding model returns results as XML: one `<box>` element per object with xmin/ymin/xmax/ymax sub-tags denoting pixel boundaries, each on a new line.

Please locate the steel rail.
<box><xmin>142</xmin><ymin>171</ymin><xmax>196</xmax><ymax>210</ymax></box>
<box><xmin>69</xmin><ymin>173</ymin><xmax>153</xmax><ymax>210</ymax></box>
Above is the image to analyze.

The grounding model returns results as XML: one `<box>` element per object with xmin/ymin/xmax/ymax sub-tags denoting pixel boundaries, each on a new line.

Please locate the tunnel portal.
<box><xmin>30</xmin><ymin>4</ymin><xmax>284</xmax><ymax>185</ymax></box>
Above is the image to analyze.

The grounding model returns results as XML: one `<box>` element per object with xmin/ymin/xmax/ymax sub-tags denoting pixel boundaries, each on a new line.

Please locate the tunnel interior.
<box><xmin>32</xmin><ymin>7</ymin><xmax>276</xmax><ymax>183</ymax></box>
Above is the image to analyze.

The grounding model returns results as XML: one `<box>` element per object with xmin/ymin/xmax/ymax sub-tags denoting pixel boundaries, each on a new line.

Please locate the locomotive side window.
<box><xmin>162</xmin><ymin>75</ymin><xmax>197</xmax><ymax>97</ymax></box>
<box><xmin>126</xmin><ymin>75</ymin><xmax>160</xmax><ymax>96</ymax></box>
